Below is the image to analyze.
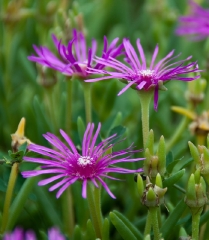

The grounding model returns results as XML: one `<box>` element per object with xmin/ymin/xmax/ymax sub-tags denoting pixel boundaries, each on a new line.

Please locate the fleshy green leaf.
<box><xmin>172</xmin><ymin>157</ymin><xmax>193</xmax><ymax>173</ymax></box>
<box><xmin>102</xmin><ymin>218</ymin><xmax>110</xmax><ymax>240</ymax></box>
<box><xmin>166</xmin><ymin>151</ymin><xmax>174</xmax><ymax>167</ymax></box>
<box><xmin>109</xmin><ymin>212</ymin><xmax>137</xmax><ymax>240</ymax></box>
<box><xmin>163</xmin><ymin>169</ymin><xmax>185</xmax><ymax>187</ymax></box>
<box><xmin>73</xmin><ymin>225</ymin><xmax>83</xmax><ymax>240</ymax></box>
<box><xmin>160</xmin><ymin>199</ymin><xmax>187</xmax><ymax>239</ymax></box>
<box><xmin>167</xmin><ymin>159</ymin><xmax>181</xmax><ymax>174</ymax></box>
<box><xmin>85</xmin><ymin>219</ymin><xmax>96</xmax><ymax>240</ymax></box>
<box><xmin>113</xmin><ymin>210</ymin><xmax>143</xmax><ymax>240</ymax></box>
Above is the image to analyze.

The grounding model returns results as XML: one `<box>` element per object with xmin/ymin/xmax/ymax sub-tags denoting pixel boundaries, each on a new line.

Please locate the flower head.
<box><xmin>176</xmin><ymin>0</ymin><xmax>209</xmax><ymax>40</ymax></box>
<box><xmin>28</xmin><ymin>29</ymin><xmax>123</xmax><ymax>78</ymax></box>
<box><xmin>86</xmin><ymin>38</ymin><xmax>200</xmax><ymax>110</ymax></box>
<box><xmin>22</xmin><ymin>123</ymin><xmax>143</xmax><ymax>199</ymax></box>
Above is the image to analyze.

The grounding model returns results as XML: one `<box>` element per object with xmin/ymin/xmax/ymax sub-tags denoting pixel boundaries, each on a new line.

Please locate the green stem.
<box><xmin>94</xmin><ymin>184</ymin><xmax>103</xmax><ymax>230</ymax></box>
<box><xmin>191</xmin><ymin>207</ymin><xmax>203</xmax><ymax>240</ymax></box>
<box><xmin>82</xmin><ymin>82</ymin><xmax>92</xmax><ymax>123</ymax></box>
<box><xmin>166</xmin><ymin>116</ymin><xmax>189</xmax><ymax>153</ymax></box>
<box><xmin>144</xmin><ymin>210</ymin><xmax>152</xmax><ymax>236</ymax></box>
<box><xmin>87</xmin><ymin>183</ymin><xmax>103</xmax><ymax>238</ymax></box>
<box><xmin>61</xmin><ymin>187</ymin><xmax>75</xmax><ymax>238</ymax></box>
<box><xmin>66</xmin><ymin>79</ymin><xmax>73</xmax><ymax>134</ymax></box>
<box><xmin>150</xmin><ymin>207</ymin><xmax>160</xmax><ymax>240</ymax></box>
<box><xmin>0</xmin><ymin>163</ymin><xmax>19</xmax><ymax>234</ymax></box>
<box><xmin>138</xmin><ymin>91</ymin><xmax>153</xmax><ymax>148</ymax></box>
<box><xmin>45</xmin><ymin>87</ymin><xmax>57</xmax><ymax>133</ymax></box>
<box><xmin>157</xmin><ymin>207</ymin><xmax>162</xmax><ymax>228</ymax></box>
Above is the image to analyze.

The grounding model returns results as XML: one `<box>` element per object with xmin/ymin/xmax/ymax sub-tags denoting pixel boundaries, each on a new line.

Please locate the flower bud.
<box><xmin>141</xmin><ymin>176</ymin><xmax>167</xmax><ymax>207</ymax></box>
<box><xmin>144</xmin><ymin>130</ymin><xmax>166</xmax><ymax>178</ymax></box>
<box><xmin>188</xmin><ymin>141</ymin><xmax>209</xmax><ymax>181</ymax></box>
<box><xmin>185</xmin><ymin>171</ymin><xmax>207</xmax><ymax>208</ymax></box>
<box><xmin>137</xmin><ymin>174</ymin><xmax>144</xmax><ymax>199</ymax></box>
<box><xmin>11</xmin><ymin>118</ymin><xmax>31</xmax><ymax>152</ymax></box>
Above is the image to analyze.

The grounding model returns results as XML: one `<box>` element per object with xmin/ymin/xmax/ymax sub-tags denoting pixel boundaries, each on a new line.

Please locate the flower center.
<box><xmin>77</xmin><ymin>156</ymin><xmax>93</xmax><ymax>167</ymax></box>
<box><xmin>139</xmin><ymin>69</ymin><xmax>155</xmax><ymax>79</ymax></box>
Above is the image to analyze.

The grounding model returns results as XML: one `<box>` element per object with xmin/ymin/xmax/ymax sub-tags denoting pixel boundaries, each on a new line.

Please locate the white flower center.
<box><xmin>77</xmin><ymin>156</ymin><xmax>93</xmax><ymax>166</ymax></box>
<box><xmin>139</xmin><ymin>69</ymin><xmax>154</xmax><ymax>78</ymax></box>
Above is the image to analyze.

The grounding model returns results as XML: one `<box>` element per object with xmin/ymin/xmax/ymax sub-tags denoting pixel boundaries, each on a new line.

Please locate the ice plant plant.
<box><xmin>176</xmin><ymin>0</ymin><xmax>209</xmax><ymax>41</ymax></box>
<box><xmin>86</xmin><ymin>38</ymin><xmax>200</xmax><ymax>146</ymax></box>
<box><xmin>22</xmin><ymin>123</ymin><xmax>143</xmax><ymax>238</ymax></box>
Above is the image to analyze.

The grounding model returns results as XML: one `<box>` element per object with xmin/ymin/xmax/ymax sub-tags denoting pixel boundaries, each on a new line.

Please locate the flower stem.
<box><xmin>87</xmin><ymin>183</ymin><xmax>103</xmax><ymax>238</ymax></box>
<box><xmin>0</xmin><ymin>163</ymin><xmax>19</xmax><ymax>234</ymax></box>
<box><xmin>150</xmin><ymin>207</ymin><xmax>160</xmax><ymax>240</ymax></box>
<box><xmin>138</xmin><ymin>91</ymin><xmax>153</xmax><ymax>148</ymax></box>
<box><xmin>191</xmin><ymin>207</ymin><xmax>203</xmax><ymax>240</ymax></box>
<box><xmin>66</xmin><ymin>79</ymin><xmax>73</xmax><ymax>134</ymax></box>
<box><xmin>62</xmin><ymin>187</ymin><xmax>75</xmax><ymax>238</ymax></box>
<box><xmin>144</xmin><ymin>210</ymin><xmax>152</xmax><ymax>236</ymax></box>
<box><xmin>94</xmin><ymin>184</ymin><xmax>103</xmax><ymax>231</ymax></box>
<box><xmin>45</xmin><ymin>87</ymin><xmax>57</xmax><ymax>133</ymax></box>
<box><xmin>82</xmin><ymin>82</ymin><xmax>92</xmax><ymax>123</ymax></box>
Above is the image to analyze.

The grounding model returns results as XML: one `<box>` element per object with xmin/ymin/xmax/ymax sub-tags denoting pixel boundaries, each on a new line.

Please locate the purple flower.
<box><xmin>86</xmin><ymin>38</ymin><xmax>200</xmax><ymax>110</ymax></box>
<box><xmin>22</xmin><ymin>123</ymin><xmax>143</xmax><ymax>199</ymax></box>
<box><xmin>47</xmin><ymin>228</ymin><xmax>65</xmax><ymax>240</ymax></box>
<box><xmin>3</xmin><ymin>228</ymin><xmax>36</xmax><ymax>240</ymax></box>
<box><xmin>176</xmin><ymin>0</ymin><xmax>209</xmax><ymax>40</ymax></box>
<box><xmin>28</xmin><ymin>29</ymin><xmax>123</xmax><ymax>78</ymax></box>
<box><xmin>3</xmin><ymin>228</ymin><xmax>65</xmax><ymax>240</ymax></box>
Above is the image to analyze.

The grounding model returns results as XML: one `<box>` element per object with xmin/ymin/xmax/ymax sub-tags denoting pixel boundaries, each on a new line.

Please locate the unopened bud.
<box><xmin>137</xmin><ymin>174</ymin><xmax>144</xmax><ymax>199</ymax></box>
<box><xmin>185</xmin><ymin>172</ymin><xmax>207</xmax><ymax>208</ymax></box>
<box><xmin>188</xmin><ymin>141</ymin><xmax>209</xmax><ymax>180</ymax></box>
<box><xmin>141</xmin><ymin>176</ymin><xmax>167</xmax><ymax>207</ymax></box>
<box><xmin>144</xmin><ymin>130</ymin><xmax>166</xmax><ymax>178</ymax></box>
<box><xmin>11</xmin><ymin>118</ymin><xmax>31</xmax><ymax>152</ymax></box>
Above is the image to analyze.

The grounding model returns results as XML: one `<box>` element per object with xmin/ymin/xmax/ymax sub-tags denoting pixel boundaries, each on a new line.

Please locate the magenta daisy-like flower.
<box><xmin>86</xmin><ymin>38</ymin><xmax>200</xmax><ymax>110</ymax></box>
<box><xmin>28</xmin><ymin>29</ymin><xmax>123</xmax><ymax>78</ymax></box>
<box><xmin>176</xmin><ymin>0</ymin><xmax>209</xmax><ymax>40</ymax></box>
<box><xmin>22</xmin><ymin>123</ymin><xmax>143</xmax><ymax>199</ymax></box>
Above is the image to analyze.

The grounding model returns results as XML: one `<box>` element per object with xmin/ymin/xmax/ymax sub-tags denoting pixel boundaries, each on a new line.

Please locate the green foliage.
<box><xmin>4</xmin><ymin>142</ymin><xmax>28</xmax><ymax>165</ymax></box>
<box><xmin>109</xmin><ymin>212</ymin><xmax>138</xmax><ymax>240</ymax></box>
